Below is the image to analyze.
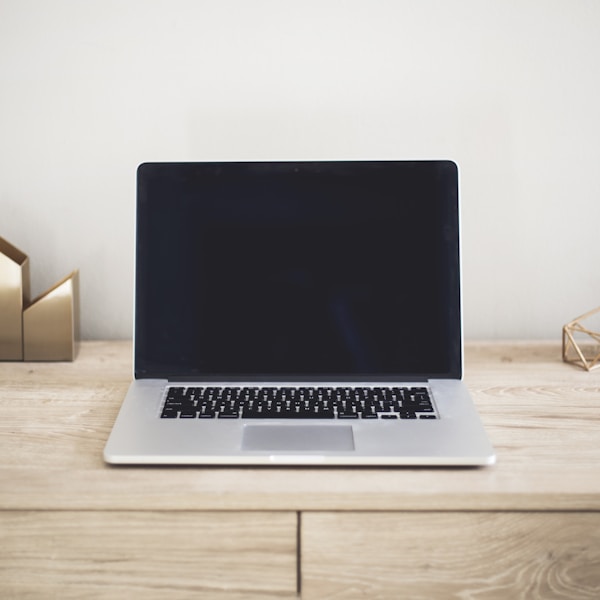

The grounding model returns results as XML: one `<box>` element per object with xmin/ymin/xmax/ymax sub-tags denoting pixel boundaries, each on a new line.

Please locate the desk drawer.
<box><xmin>302</xmin><ymin>511</ymin><xmax>600</xmax><ymax>600</ymax></box>
<box><xmin>1</xmin><ymin>510</ymin><xmax>297</xmax><ymax>599</ymax></box>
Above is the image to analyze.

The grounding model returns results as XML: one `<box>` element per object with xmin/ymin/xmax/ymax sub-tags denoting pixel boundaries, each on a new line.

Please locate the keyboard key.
<box><xmin>337</xmin><ymin>412</ymin><xmax>359</xmax><ymax>419</ymax></box>
<box><xmin>361</xmin><ymin>411</ymin><xmax>378</xmax><ymax>419</ymax></box>
<box><xmin>218</xmin><ymin>411</ymin><xmax>239</xmax><ymax>419</ymax></box>
<box><xmin>399</xmin><ymin>412</ymin><xmax>417</xmax><ymax>419</ymax></box>
<box><xmin>161</xmin><ymin>408</ymin><xmax>178</xmax><ymax>418</ymax></box>
<box><xmin>179</xmin><ymin>411</ymin><xmax>197</xmax><ymax>418</ymax></box>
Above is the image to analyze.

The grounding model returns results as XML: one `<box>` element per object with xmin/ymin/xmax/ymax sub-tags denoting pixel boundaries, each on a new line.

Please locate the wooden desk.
<box><xmin>1</xmin><ymin>341</ymin><xmax>599</xmax><ymax>599</ymax></box>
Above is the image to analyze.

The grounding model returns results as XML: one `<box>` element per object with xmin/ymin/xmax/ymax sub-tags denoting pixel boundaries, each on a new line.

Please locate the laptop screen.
<box><xmin>135</xmin><ymin>161</ymin><xmax>461</xmax><ymax>381</ymax></box>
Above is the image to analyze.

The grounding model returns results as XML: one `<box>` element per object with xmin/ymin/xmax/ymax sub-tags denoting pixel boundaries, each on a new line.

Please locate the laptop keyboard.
<box><xmin>160</xmin><ymin>386</ymin><xmax>438</xmax><ymax>420</ymax></box>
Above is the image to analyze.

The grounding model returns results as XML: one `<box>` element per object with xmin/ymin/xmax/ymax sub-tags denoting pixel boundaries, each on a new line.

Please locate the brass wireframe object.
<box><xmin>562</xmin><ymin>306</ymin><xmax>600</xmax><ymax>371</ymax></box>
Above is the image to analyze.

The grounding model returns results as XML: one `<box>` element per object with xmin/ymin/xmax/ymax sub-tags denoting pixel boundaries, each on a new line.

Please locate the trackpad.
<box><xmin>242</xmin><ymin>425</ymin><xmax>355</xmax><ymax>452</ymax></box>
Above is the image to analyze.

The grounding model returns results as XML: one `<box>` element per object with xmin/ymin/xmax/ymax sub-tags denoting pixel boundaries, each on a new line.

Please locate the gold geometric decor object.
<box><xmin>562</xmin><ymin>306</ymin><xmax>600</xmax><ymax>372</ymax></box>
<box><xmin>0</xmin><ymin>237</ymin><xmax>30</xmax><ymax>360</ymax></box>
<box><xmin>23</xmin><ymin>270</ymin><xmax>80</xmax><ymax>361</ymax></box>
<box><xmin>0</xmin><ymin>235</ymin><xmax>79</xmax><ymax>362</ymax></box>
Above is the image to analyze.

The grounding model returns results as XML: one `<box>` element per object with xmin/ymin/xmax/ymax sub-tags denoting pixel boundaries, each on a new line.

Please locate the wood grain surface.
<box><xmin>302</xmin><ymin>511</ymin><xmax>600</xmax><ymax>600</ymax></box>
<box><xmin>1</xmin><ymin>341</ymin><xmax>599</xmax><ymax>599</ymax></box>
<box><xmin>0</xmin><ymin>510</ymin><xmax>297</xmax><ymax>599</ymax></box>
<box><xmin>1</xmin><ymin>341</ymin><xmax>600</xmax><ymax>511</ymax></box>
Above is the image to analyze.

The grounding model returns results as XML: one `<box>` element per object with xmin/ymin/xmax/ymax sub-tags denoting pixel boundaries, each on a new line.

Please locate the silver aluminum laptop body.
<box><xmin>104</xmin><ymin>161</ymin><xmax>495</xmax><ymax>466</ymax></box>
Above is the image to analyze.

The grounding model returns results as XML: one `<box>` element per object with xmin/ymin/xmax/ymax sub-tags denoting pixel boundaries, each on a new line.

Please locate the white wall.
<box><xmin>1</xmin><ymin>0</ymin><xmax>599</xmax><ymax>340</ymax></box>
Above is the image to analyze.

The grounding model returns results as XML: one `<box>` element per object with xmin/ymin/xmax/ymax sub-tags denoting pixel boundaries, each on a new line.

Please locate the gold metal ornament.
<box><xmin>0</xmin><ymin>237</ymin><xmax>30</xmax><ymax>360</ymax></box>
<box><xmin>0</xmin><ymin>236</ymin><xmax>79</xmax><ymax>362</ymax></box>
<box><xmin>23</xmin><ymin>270</ymin><xmax>80</xmax><ymax>361</ymax></box>
<box><xmin>562</xmin><ymin>306</ymin><xmax>600</xmax><ymax>371</ymax></box>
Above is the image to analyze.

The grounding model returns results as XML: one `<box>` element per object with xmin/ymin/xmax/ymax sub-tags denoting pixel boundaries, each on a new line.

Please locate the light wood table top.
<box><xmin>1</xmin><ymin>340</ymin><xmax>599</xmax><ymax>512</ymax></box>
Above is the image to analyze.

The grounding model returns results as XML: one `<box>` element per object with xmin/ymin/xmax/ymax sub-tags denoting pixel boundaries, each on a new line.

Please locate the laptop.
<box><xmin>104</xmin><ymin>160</ymin><xmax>495</xmax><ymax>466</ymax></box>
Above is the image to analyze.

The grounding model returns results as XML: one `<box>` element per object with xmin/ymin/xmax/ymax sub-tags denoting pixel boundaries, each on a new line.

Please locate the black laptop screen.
<box><xmin>135</xmin><ymin>161</ymin><xmax>461</xmax><ymax>380</ymax></box>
